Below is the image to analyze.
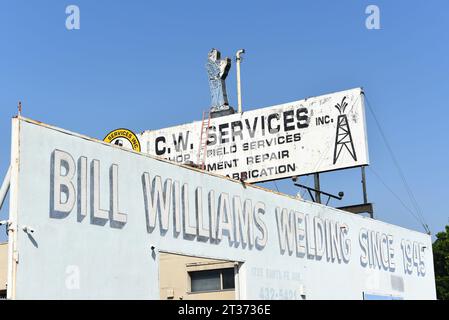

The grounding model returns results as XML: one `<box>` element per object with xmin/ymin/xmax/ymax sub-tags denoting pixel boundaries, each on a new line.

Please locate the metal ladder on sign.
<box><xmin>196</xmin><ymin>111</ymin><xmax>211</xmax><ymax>170</ymax></box>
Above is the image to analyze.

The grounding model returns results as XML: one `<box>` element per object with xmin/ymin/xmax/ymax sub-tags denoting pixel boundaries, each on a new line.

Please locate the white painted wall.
<box><xmin>8</xmin><ymin>117</ymin><xmax>435</xmax><ymax>300</ymax></box>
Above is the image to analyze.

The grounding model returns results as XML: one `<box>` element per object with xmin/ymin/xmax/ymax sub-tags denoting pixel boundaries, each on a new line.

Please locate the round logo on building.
<box><xmin>103</xmin><ymin>128</ymin><xmax>141</xmax><ymax>152</ymax></box>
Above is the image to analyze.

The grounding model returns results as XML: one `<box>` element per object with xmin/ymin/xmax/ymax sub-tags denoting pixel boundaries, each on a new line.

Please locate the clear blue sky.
<box><xmin>0</xmin><ymin>0</ymin><xmax>448</xmax><ymax>242</ymax></box>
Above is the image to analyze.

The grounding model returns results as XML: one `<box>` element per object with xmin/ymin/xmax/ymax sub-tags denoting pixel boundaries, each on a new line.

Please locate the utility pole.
<box><xmin>236</xmin><ymin>49</ymin><xmax>245</xmax><ymax>113</ymax></box>
<box><xmin>361</xmin><ymin>166</ymin><xmax>368</xmax><ymax>204</ymax></box>
<box><xmin>314</xmin><ymin>173</ymin><xmax>321</xmax><ymax>204</ymax></box>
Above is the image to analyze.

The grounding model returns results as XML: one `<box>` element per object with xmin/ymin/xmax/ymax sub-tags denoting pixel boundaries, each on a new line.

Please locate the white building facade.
<box><xmin>3</xmin><ymin>117</ymin><xmax>436</xmax><ymax>299</ymax></box>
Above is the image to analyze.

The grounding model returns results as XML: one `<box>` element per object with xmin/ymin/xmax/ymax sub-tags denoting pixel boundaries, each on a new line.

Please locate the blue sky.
<box><xmin>0</xmin><ymin>0</ymin><xmax>448</xmax><ymax>242</ymax></box>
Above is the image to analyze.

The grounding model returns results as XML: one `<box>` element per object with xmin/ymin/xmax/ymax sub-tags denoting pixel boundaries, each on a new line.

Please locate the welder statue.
<box><xmin>206</xmin><ymin>49</ymin><xmax>235</xmax><ymax>117</ymax></box>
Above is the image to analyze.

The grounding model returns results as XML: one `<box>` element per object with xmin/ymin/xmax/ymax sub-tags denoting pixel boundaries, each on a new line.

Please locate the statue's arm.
<box><xmin>219</xmin><ymin>58</ymin><xmax>231</xmax><ymax>79</ymax></box>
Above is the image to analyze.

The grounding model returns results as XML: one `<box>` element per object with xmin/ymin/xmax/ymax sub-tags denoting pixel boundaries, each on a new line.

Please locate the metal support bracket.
<box><xmin>294</xmin><ymin>183</ymin><xmax>343</xmax><ymax>205</ymax></box>
<box><xmin>0</xmin><ymin>166</ymin><xmax>12</xmax><ymax>211</ymax></box>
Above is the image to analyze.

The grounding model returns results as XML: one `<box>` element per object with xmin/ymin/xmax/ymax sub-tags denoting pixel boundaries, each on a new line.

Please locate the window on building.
<box><xmin>189</xmin><ymin>268</ymin><xmax>235</xmax><ymax>293</ymax></box>
<box><xmin>221</xmin><ymin>268</ymin><xmax>235</xmax><ymax>289</ymax></box>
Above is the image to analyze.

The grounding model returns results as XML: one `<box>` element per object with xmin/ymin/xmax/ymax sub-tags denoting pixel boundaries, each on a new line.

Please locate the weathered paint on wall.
<box><xmin>7</xmin><ymin>117</ymin><xmax>435</xmax><ymax>299</ymax></box>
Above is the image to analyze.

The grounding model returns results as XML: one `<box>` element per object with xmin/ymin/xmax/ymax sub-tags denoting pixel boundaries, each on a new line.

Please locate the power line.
<box><xmin>364</xmin><ymin>94</ymin><xmax>427</xmax><ymax>225</ymax></box>
<box><xmin>368</xmin><ymin>166</ymin><xmax>425</xmax><ymax>228</ymax></box>
<box><xmin>364</xmin><ymin>94</ymin><xmax>430</xmax><ymax>234</ymax></box>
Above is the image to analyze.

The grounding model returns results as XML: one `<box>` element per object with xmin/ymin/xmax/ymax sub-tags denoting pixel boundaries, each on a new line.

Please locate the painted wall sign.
<box><xmin>103</xmin><ymin>128</ymin><xmax>141</xmax><ymax>152</ymax></box>
<box><xmin>138</xmin><ymin>88</ymin><xmax>369</xmax><ymax>183</ymax></box>
<box><xmin>6</xmin><ymin>117</ymin><xmax>434</xmax><ymax>299</ymax></box>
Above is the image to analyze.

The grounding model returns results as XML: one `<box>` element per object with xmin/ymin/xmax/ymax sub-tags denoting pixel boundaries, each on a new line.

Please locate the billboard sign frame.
<box><xmin>139</xmin><ymin>88</ymin><xmax>370</xmax><ymax>183</ymax></box>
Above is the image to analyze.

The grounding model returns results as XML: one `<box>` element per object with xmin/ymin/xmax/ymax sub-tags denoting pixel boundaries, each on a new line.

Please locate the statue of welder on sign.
<box><xmin>206</xmin><ymin>48</ymin><xmax>235</xmax><ymax>117</ymax></box>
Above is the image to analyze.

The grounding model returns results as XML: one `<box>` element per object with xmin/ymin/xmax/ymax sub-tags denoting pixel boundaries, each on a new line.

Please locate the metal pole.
<box><xmin>0</xmin><ymin>166</ymin><xmax>11</xmax><ymax>210</ymax></box>
<box><xmin>314</xmin><ymin>173</ymin><xmax>321</xmax><ymax>204</ymax></box>
<box><xmin>236</xmin><ymin>49</ymin><xmax>245</xmax><ymax>113</ymax></box>
<box><xmin>361</xmin><ymin>166</ymin><xmax>368</xmax><ymax>204</ymax></box>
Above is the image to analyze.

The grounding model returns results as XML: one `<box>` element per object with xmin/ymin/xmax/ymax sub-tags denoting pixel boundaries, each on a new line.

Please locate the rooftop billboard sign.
<box><xmin>138</xmin><ymin>88</ymin><xmax>369</xmax><ymax>183</ymax></box>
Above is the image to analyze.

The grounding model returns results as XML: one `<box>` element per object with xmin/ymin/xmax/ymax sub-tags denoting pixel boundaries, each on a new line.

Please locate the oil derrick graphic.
<box><xmin>333</xmin><ymin>96</ymin><xmax>357</xmax><ymax>164</ymax></box>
